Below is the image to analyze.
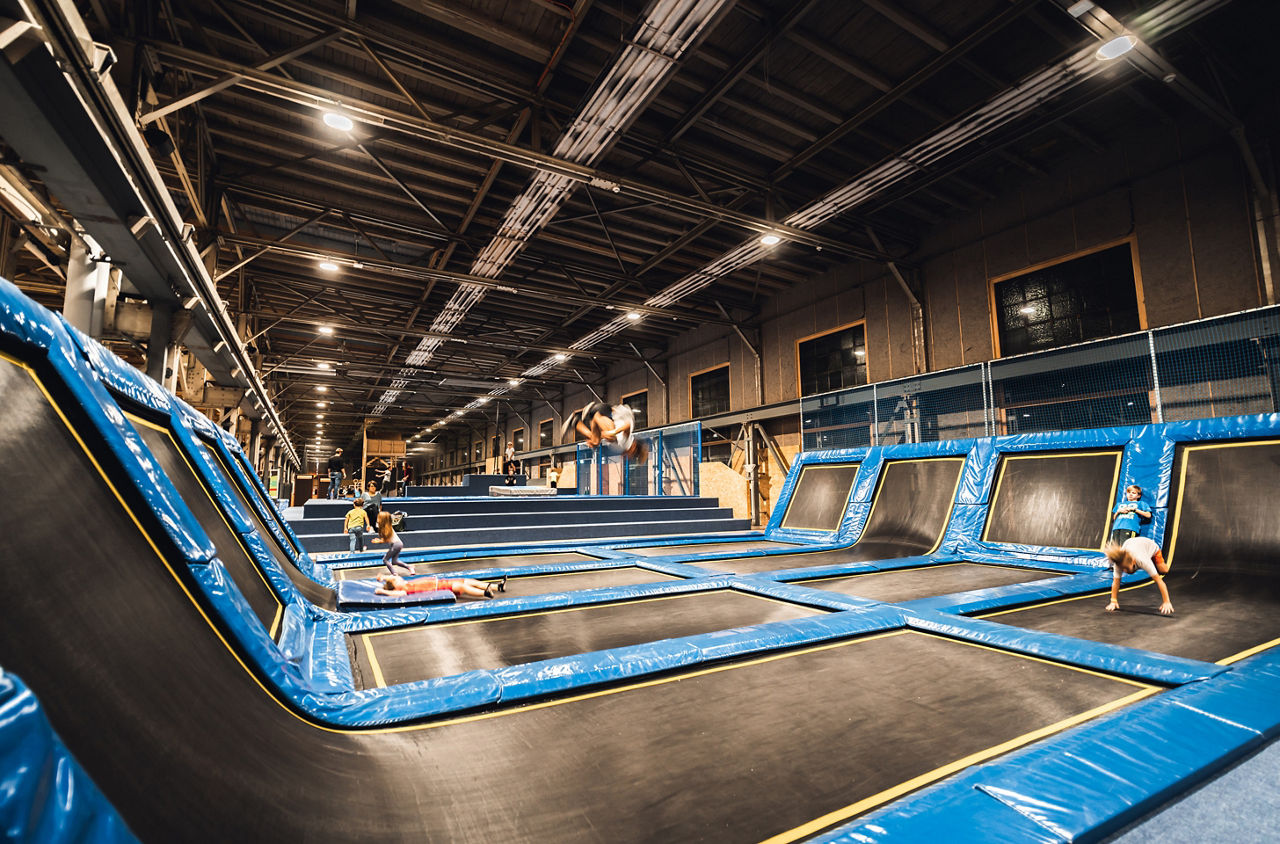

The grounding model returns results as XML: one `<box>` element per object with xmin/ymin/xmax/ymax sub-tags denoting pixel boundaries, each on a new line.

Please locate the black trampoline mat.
<box><xmin>798</xmin><ymin>562</ymin><xmax>1065</xmax><ymax>604</ymax></box>
<box><xmin>356</xmin><ymin>631</ymin><xmax>1151</xmax><ymax>841</ymax></box>
<box><xmin>704</xmin><ymin>546</ymin><xmax>908</xmax><ymax>574</ymax></box>
<box><xmin>625</xmin><ymin>539</ymin><xmax>805</xmax><ymax>556</ymax></box>
<box><xmin>336</xmin><ymin>551</ymin><xmax>604</xmax><ymax>579</ymax></box>
<box><xmin>984</xmin><ymin>451</ymin><xmax>1121</xmax><ymax>549</ymax></box>
<box><xmin>349</xmin><ymin>589</ymin><xmax>823</xmax><ymax>688</ymax></box>
<box><xmin>780</xmin><ymin>462</ymin><xmax>860</xmax><ymax>531</ymax></box>
<box><xmin>980</xmin><ymin>572</ymin><xmax>1280</xmax><ymax>664</ymax></box>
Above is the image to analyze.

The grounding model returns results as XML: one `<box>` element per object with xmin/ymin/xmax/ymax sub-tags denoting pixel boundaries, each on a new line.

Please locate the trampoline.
<box><xmin>625</xmin><ymin>538</ymin><xmax>805</xmax><ymax>556</ymax></box>
<box><xmin>980</xmin><ymin>438</ymin><xmax>1280</xmax><ymax>665</ymax></box>
<box><xmin>348</xmin><ymin>589</ymin><xmax>824</xmax><ymax>688</ymax></box>
<box><xmin>699</xmin><ymin>456</ymin><xmax>964</xmax><ymax>574</ymax></box>
<box><xmin>797</xmin><ymin>562</ymin><xmax>1065</xmax><ymax>604</ymax></box>
<box><xmin>982</xmin><ymin>450</ymin><xmax>1122</xmax><ymax>548</ymax></box>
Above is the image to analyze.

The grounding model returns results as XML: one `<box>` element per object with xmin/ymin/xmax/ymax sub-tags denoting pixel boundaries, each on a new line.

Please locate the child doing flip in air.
<box><xmin>1104</xmin><ymin>535</ymin><xmax>1173</xmax><ymax>615</ymax></box>
<box><xmin>375</xmin><ymin>573</ymin><xmax>507</xmax><ymax>600</ymax></box>
<box><xmin>561</xmin><ymin>402</ymin><xmax>649</xmax><ymax>462</ymax></box>
<box><xmin>1110</xmin><ymin>484</ymin><xmax>1151</xmax><ymax>544</ymax></box>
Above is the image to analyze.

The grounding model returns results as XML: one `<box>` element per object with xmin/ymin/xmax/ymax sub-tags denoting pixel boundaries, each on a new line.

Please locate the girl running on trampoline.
<box><xmin>371</xmin><ymin>510</ymin><xmax>414</xmax><ymax>577</ymax></box>
<box><xmin>1104</xmin><ymin>535</ymin><xmax>1173</xmax><ymax>615</ymax></box>
<box><xmin>561</xmin><ymin>401</ymin><xmax>648</xmax><ymax>462</ymax></box>
<box><xmin>375</xmin><ymin>572</ymin><xmax>507</xmax><ymax>600</ymax></box>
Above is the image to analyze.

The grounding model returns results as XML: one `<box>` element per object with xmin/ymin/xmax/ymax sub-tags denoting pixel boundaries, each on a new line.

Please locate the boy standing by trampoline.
<box><xmin>1110</xmin><ymin>484</ymin><xmax>1151</xmax><ymax>544</ymax></box>
<box><xmin>1104</xmin><ymin>535</ymin><xmax>1173</xmax><ymax>615</ymax></box>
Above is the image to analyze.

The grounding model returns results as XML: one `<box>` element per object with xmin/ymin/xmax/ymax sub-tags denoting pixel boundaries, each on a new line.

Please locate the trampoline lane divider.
<box><xmin>903</xmin><ymin>608</ymin><xmax>1225</xmax><ymax>686</ymax></box>
<box><xmin>731</xmin><ymin>578</ymin><xmax>888</xmax><ymax>612</ymax></box>
<box><xmin>329</xmin><ymin>553</ymin><xmax>620</xmax><ymax>581</ymax></box>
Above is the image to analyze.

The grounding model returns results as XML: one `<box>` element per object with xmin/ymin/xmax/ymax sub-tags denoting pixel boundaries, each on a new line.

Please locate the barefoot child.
<box><xmin>370</xmin><ymin>510</ymin><xmax>414</xmax><ymax>577</ymax></box>
<box><xmin>1104</xmin><ymin>535</ymin><xmax>1173</xmax><ymax>615</ymax></box>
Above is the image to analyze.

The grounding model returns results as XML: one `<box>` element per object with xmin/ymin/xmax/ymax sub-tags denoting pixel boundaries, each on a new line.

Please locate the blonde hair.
<box><xmin>1104</xmin><ymin>542</ymin><xmax>1132</xmax><ymax>571</ymax></box>
<box><xmin>376</xmin><ymin>510</ymin><xmax>394</xmax><ymax>542</ymax></box>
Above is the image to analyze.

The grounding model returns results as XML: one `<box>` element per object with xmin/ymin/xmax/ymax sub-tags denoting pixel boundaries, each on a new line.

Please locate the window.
<box><xmin>993</xmin><ymin>241</ymin><xmax>1142</xmax><ymax>357</ymax></box>
<box><xmin>622</xmin><ymin>390</ymin><xmax>648</xmax><ymax>431</ymax></box>
<box><xmin>490</xmin><ymin>435</ymin><xmax>499</xmax><ymax>459</ymax></box>
<box><xmin>798</xmin><ymin>322</ymin><xmax>867</xmax><ymax>397</ymax></box>
<box><xmin>513</xmin><ymin>428</ymin><xmax>525</xmax><ymax>451</ymax></box>
<box><xmin>690</xmin><ymin>365</ymin><xmax>729</xmax><ymax>418</ymax></box>
<box><xmin>539</xmin><ymin>419</ymin><xmax>553</xmax><ymax>447</ymax></box>
<box><xmin>473</xmin><ymin>441</ymin><xmax>482</xmax><ymax>462</ymax></box>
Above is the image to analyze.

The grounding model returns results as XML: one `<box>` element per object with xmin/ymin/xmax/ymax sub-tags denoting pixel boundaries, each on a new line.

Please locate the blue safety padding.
<box><xmin>488</xmin><ymin>607</ymin><xmax>903</xmax><ymax>705</ymax></box>
<box><xmin>336</xmin><ymin>579</ymin><xmax>455</xmax><ymax>609</ymax></box>
<box><xmin>1157</xmin><ymin>652</ymin><xmax>1280</xmax><ymax>736</ymax></box>
<box><xmin>328</xmin><ymin>555</ymin><xmax>639</xmax><ymax>582</ymax></box>
<box><xmin>304</xmin><ymin>618</ymin><xmax>357</xmax><ymax>693</ymax></box>
<box><xmin>634</xmin><ymin>559</ymin><xmax>715</xmax><ymax>579</ymax></box>
<box><xmin>0</xmin><ymin>670</ymin><xmax>138</xmax><ymax>844</ymax></box>
<box><xmin>970</xmin><ymin>694</ymin><xmax>1261</xmax><ymax>841</ymax></box>
<box><xmin>808</xmin><ymin>786</ymin><xmax>1062</xmax><ymax>844</ymax></box>
<box><xmin>900</xmin><ymin>569</ymin><xmax>1113</xmax><ymax>615</ymax></box>
<box><xmin>902</xmin><ymin>609</ymin><xmax>1224</xmax><ymax>685</ymax></box>
<box><xmin>731</xmin><ymin>578</ymin><xmax>890</xmax><ymax>612</ymax></box>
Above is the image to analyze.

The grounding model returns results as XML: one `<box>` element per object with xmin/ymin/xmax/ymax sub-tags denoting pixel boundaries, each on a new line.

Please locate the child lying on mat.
<box><xmin>375</xmin><ymin>573</ymin><xmax>508</xmax><ymax>600</ymax></box>
<box><xmin>1104</xmin><ymin>535</ymin><xmax>1173</xmax><ymax>615</ymax></box>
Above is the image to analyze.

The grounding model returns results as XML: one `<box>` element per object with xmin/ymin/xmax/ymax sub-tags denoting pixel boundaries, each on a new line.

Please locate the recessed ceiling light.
<box><xmin>554</xmin><ymin>353</ymin><xmax>568</xmax><ymax>361</ymax></box>
<box><xmin>316</xmin><ymin>385</ymin><xmax>328</xmax><ymax>392</ymax></box>
<box><xmin>1095</xmin><ymin>35</ymin><xmax>1136</xmax><ymax>60</ymax></box>
<box><xmin>318</xmin><ymin>326</ymin><xmax>335</xmax><ymax>335</ymax></box>
<box><xmin>318</xmin><ymin>260</ymin><xmax>339</xmax><ymax>272</ymax></box>
<box><xmin>317</xmin><ymin>362</ymin><xmax>331</xmax><ymax>370</ymax></box>
<box><xmin>316</xmin><ymin>402</ymin><xmax>327</xmax><ymax>408</ymax></box>
<box><xmin>626</xmin><ymin>311</ymin><xmax>641</xmax><ymax>320</ymax></box>
<box><xmin>317</xmin><ymin>414</ymin><xmax>324</xmax><ymax>419</ymax></box>
<box><xmin>759</xmin><ymin>233</ymin><xmax>781</xmax><ymax>246</ymax></box>
<box><xmin>508</xmin><ymin>379</ymin><xmax>521</xmax><ymax>386</ymax></box>
<box><xmin>322</xmin><ymin>112</ymin><xmax>354</xmax><ymax>131</ymax></box>
<box><xmin>1019</xmin><ymin>306</ymin><xmax>1036</xmax><ymax>315</ymax></box>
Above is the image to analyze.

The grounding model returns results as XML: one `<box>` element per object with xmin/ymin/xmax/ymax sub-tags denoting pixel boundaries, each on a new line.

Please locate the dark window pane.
<box><xmin>691</xmin><ymin>367</ymin><xmax>730</xmax><ymax>417</ymax></box>
<box><xmin>995</xmin><ymin>243</ymin><xmax>1140</xmax><ymax>356</ymax></box>
<box><xmin>799</xmin><ymin>324</ymin><xmax>868</xmax><ymax>397</ymax></box>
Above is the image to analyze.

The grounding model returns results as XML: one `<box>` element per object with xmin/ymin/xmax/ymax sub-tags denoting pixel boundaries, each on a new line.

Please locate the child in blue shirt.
<box><xmin>1109</xmin><ymin>484</ymin><xmax>1151</xmax><ymax>544</ymax></box>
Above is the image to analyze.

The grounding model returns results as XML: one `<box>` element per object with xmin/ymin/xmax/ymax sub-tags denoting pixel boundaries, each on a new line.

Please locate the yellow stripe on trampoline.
<box><xmin>126</xmin><ymin>412</ymin><xmax>285</xmax><ymax>640</ymax></box>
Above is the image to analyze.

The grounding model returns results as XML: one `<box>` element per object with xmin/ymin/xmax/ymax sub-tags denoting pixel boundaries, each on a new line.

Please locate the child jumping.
<box><xmin>371</xmin><ymin>510</ymin><xmax>414</xmax><ymax>576</ymax></box>
<box><xmin>1104</xmin><ymin>535</ymin><xmax>1173</xmax><ymax>615</ymax></box>
<box><xmin>375</xmin><ymin>573</ymin><xmax>508</xmax><ymax>600</ymax></box>
<box><xmin>1110</xmin><ymin>484</ymin><xmax>1151</xmax><ymax>544</ymax></box>
<box><xmin>344</xmin><ymin>498</ymin><xmax>371</xmax><ymax>553</ymax></box>
<box><xmin>562</xmin><ymin>401</ymin><xmax>649</xmax><ymax>462</ymax></box>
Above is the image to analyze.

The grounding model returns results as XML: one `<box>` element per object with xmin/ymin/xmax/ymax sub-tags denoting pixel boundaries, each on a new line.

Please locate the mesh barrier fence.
<box><xmin>576</xmin><ymin>421</ymin><xmax>700</xmax><ymax>495</ymax></box>
<box><xmin>802</xmin><ymin>305</ymin><xmax>1280</xmax><ymax>446</ymax></box>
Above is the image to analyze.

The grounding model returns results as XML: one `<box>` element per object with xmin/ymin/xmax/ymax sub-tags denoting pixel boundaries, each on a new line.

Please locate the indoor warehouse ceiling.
<box><xmin>3</xmin><ymin>0</ymin><xmax>1275</xmax><ymax>455</ymax></box>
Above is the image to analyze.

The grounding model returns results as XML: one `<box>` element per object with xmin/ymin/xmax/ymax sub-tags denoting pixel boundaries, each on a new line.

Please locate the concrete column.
<box><xmin>63</xmin><ymin>239</ymin><xmax>109</xmax><ymax>337</ymax></box>
<box><xmin>146</xmin><ymin>301</ymin><xmax>173</xmax><ymax>383</ymax></box>
<box><xmin>249</xmin><ymin>417</ymin><xmax>262</xmax><ymax>469</ymax></box>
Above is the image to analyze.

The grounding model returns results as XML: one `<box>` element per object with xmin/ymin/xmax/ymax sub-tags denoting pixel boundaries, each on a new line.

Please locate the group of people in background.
<box><xmin>326</xmin><ymin>448</ymin><xmax>413</xmax><ymax>499</ymax></box>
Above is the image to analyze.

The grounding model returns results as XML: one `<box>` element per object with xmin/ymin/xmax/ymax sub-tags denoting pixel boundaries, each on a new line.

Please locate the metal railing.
<box><xmin>803</xmin><ymin>305</ymin><xmax>1280</xmax><ymax>448</ymax></box>
<box><xmin>576</xmin><ymin>420</ymin><xmax>701</xmax><ymax>496</ymax></box>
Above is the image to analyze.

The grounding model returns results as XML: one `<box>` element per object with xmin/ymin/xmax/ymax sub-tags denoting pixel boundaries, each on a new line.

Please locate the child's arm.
<box><xmin>1106</xmin><ymin>575</ymin><xmax>1121</xmax><ymax>611</ymax></box>
<box><xmin>1133</xmin><ymin>506</ymin><xmax>1151</xmax><ymax>518</ymax></box>
<box><xmin>1153</xmin><ymin>574</ymin><xmax>1173</xmax><ymax>614</ymax></box>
